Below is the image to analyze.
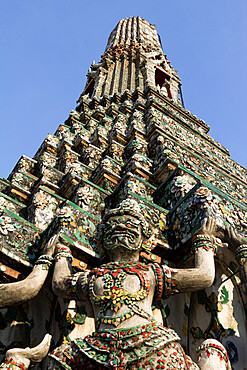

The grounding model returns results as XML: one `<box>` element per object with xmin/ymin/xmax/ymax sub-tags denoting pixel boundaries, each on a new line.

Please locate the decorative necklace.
<box><xmin>89</xmin><ymin>261</ymin><xmax>150</xmax><ymax>327</ymax></box>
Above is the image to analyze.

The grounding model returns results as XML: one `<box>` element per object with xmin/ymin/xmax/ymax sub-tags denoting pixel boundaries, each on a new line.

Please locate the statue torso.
<box><xmin>87</xmin><ymin>261</ymin><xmax>156</xmax><ymax>330</ymax></box>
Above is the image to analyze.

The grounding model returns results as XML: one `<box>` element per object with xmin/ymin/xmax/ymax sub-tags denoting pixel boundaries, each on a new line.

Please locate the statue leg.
<box><xmin>0</xmin><ymin>334</ymin><xmax>51</xmax><ymax>369</ymax></box>
<box><xmin>196</xmin><ymin>339</ymin><xmax>231</xmax><ymax>370</ymax></box>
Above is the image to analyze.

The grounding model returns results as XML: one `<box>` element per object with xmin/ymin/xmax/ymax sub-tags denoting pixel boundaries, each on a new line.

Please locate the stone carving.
<box><xmin>1</xmin><ymin>201</ymin><xmax>244</xmax><ymax>368</ymax></box>
<box><xmin>0</xmin><ymin>334</ymin><xmax>51</xmax><ymax>370</ymax></box>
<box><xmin>1</xmin><ymin>16</ymin><xmax>246</xmax><ymax>370</ymax></box>
<box><xmin>28</xmin><ymin>189</ymin><xmax>59</xmax><ymax>230</ymax></box>
<box><xmin>0</xmin><ymin>210</ymin><xmax>39</xmax><ymax>266</ymax></box>
<box><xmin>74</xmin><ymin>183</ymin><xmax>106</xmax><ymax>217</ymax></box>
<box><xmin>0</xmin><ymin>196</ymin><xmax>17</xmax><ymax>214</ymax></box>
<box><xmin>0</xmin><ymin>234</ymin><xmax>59</xmax><ymax>307</ymax></box>
<box><xmin>46</xmin><ymin>200</ymin><xmax>236</xmax><ymax>369</ymax></box>
<box><xmin>167</xmin><ymin>185</ymin><xmax>247</xmax><ymax>251</ymax></box>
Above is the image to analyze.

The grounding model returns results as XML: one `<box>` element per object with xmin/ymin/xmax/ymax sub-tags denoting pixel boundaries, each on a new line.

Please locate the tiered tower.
<box><xmin>0</xmin><ymin>17</ymin><xmax>246</xmax><ymax>368</ymax></box>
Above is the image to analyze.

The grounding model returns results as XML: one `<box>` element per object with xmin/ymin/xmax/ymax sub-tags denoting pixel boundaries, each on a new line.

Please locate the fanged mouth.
<box><xmin>105</xmin><ymin>231</ymin><xmax>137</xmax><ymax>241</ymax></box>
<box><xmin>110</xmin><ymin>231</ymin><xmax>133</xmax><ymax>237</ymax></box>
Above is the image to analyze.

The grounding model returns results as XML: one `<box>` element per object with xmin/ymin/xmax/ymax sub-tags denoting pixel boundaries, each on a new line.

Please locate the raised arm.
<box><xmin>161</xmin><ymin>218</ymin><xmax>217</xmax><ymax>297</ymax></box>
<box><xmin>52</xmin><ymin>241</ymin><xmax>90</xmax><ymax>300</ymax></box>
<box><xmin>223</xmin><ymin>226</ymin><xmax>247</xmax><ymax>295</ymax></box>
<box><xmin>0</xmin><ymin>234</ymin><xmax>59</xmax><ymax>307</ymax></box>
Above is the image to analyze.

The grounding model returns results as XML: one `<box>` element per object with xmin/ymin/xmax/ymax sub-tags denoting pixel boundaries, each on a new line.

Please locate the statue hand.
<box><xmin>42</xmin><ymin>233</ymin><xmax>60</xmax><ymax>256</ymax></box>
<box><xmin>223</xmin><ymin>226</ymin><xmax>246</xmax><ymax>252</ymax></box>
<box><xmin>194</xmin><ymin>217</ymin><xmax>219</xmax><ymax>238</ymax></box>
<box><xmin>195</xmin><ymin>219</ymin><xmax>246</xmax><ymax>252</ymax></box>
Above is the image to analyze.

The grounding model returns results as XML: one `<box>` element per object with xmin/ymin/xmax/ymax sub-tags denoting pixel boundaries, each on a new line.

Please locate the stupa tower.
<box><xmin>82</xmin><ymin>17</ymin><xmax>182</xmax><ymax>103</ymax></box>
<box><xmin>0</xmin><ymin>17</ymin><xmax>246</xmax><ymax>369</ymax></box>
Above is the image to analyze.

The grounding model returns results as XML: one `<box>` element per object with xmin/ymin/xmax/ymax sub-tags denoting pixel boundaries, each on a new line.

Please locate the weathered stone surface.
<box><xmin>0</xmin><ymin>16</ymin><xmax>246</xmax><ymax>370</ymax></box>
<box><xmin>167</xmin><ymin>182</ymin><xmax>247</xmax><ymax>250</ymax></box>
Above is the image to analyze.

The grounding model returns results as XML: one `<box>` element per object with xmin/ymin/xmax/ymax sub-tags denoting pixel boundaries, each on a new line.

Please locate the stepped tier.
<box><xmin>0</xmin><ymin>16</ymin><xmax>247</xmax><ymax>369</ymax></box>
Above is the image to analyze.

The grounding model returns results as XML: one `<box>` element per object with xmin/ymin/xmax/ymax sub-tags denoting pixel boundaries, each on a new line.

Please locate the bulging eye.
<box><xmin>126</xmin><ymin>218</ymin><xmax>140</xmax><ymax>228</ymax></box>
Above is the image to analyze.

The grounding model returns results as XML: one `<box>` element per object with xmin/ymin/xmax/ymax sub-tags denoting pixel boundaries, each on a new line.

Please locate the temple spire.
<box><xmin>105</xmin><ymin>16</ymin><xmax>162</xmax><ymax>52</ymax></box>
<box><xmin>80</xmin><ymin>16</ymin><xmax>182</xmax><ymax>105</ymax></box>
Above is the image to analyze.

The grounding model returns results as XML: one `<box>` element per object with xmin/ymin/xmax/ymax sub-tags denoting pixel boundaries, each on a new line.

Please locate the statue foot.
<box><xmin>3</xmin><ymin>334</ymin><xmax>52</xmax><ymax>369</ymax></box>
<box><xmin>196</xmin><ymin>339</ymin><xmax>231</xmax><ymax>370</ymax></box>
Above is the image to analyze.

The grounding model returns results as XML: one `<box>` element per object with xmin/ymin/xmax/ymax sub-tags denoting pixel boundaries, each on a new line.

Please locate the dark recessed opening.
<box><xmin>84</xmin><ymin>78</ymin><xmax>95</xmax><ymax>97</ymax></box>
<box><xmin>155</xmin><ymin>68</ymin><xmax>170</xmax><ymax>88</ymax></box>
<box><xmin>155</xmin><ymin>68</ymin><xmax>172</xmax><ymax>98</ymax></box>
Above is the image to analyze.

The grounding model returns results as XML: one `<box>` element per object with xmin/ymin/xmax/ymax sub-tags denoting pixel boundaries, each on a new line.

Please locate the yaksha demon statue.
<box><xmin>47</xmin><ymin>199</ymin><xmax>231</xmax><ymax>370</ymax></box>
<box><xmin>2</xmin><ymin>198</ymin><xmax>246</xmax><ymax>369</ymax></box>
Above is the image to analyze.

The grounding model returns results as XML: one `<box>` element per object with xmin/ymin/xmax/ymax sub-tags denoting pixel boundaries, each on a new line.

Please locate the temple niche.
<box><xmin>0</xmin><ymin>16</ymin><xmax>247</xmax><ymax>370</ymax></box>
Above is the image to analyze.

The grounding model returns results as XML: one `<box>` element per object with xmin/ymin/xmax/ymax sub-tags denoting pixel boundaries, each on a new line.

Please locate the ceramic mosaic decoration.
<box><xmin>0</xmin><ymin>17</ymin><xmax>246</xmax><ymax>370</ymax></box>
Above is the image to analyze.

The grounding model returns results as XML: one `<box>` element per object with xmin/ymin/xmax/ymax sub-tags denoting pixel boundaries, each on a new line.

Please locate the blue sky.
<box><xmin>1</xmin><ymin>0</ymin><xmax>247</xmax><ymax>178</ymax></box>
